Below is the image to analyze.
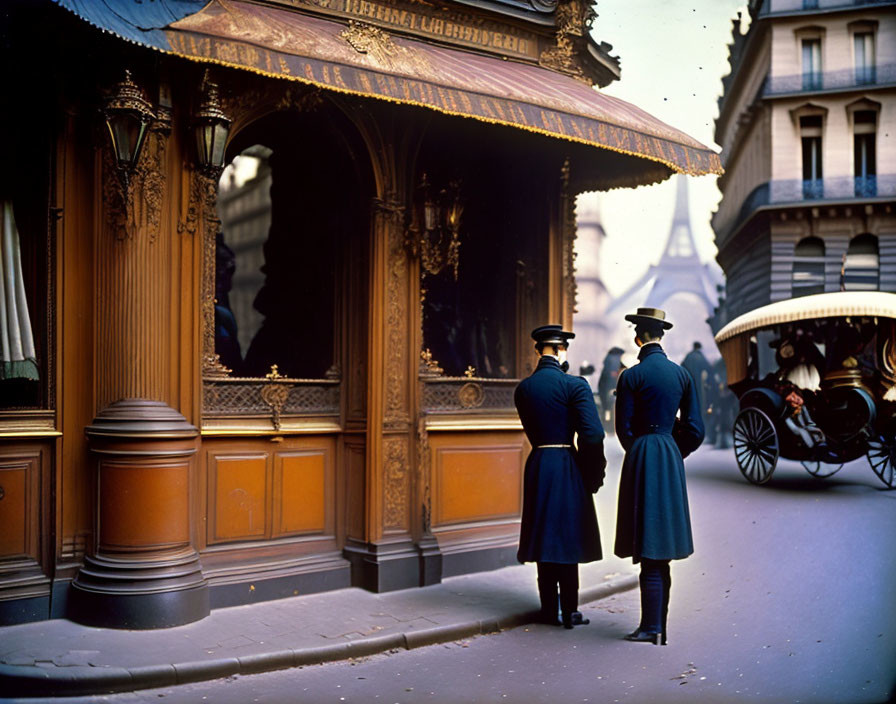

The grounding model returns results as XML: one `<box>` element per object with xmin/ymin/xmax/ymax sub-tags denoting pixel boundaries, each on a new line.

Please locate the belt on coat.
<box><xmin>636</xmin><ymin>424</ymin><xmax>672</xmax><ymax>436</ymax></box>
<box><xmin>536</xmin><ymin>444</ymin><xmax>572</xmax><ymax>448</ymax></box>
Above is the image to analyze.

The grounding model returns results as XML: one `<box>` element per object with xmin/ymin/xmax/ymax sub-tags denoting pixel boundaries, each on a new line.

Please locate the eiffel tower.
<box><xmin>606</xmin><ymin>175</ymin><xmax>720</xmax><ymax>317</ymax></box>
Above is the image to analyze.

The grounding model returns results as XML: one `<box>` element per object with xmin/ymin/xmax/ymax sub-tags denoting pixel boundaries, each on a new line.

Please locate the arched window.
<box><xmin>843</xmin><ymin>233</ymin><xmax>879</xmax><ymax>291</ymax></box>
<box><xmin>792</xmin><ymin>236</ymin><xmax>826</xmax><ymax>297</ymax></box>
<box><xmin>213</xmin><ymin>109</ymin><xmax>370</xmax><ymax>380</ymax></box>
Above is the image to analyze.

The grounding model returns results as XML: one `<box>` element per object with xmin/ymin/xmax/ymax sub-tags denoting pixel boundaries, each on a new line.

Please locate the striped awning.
<box><xmin>715</xmin><ymin>291</ymin><xmax>896</xmax><ymax>344</ymax></box>
<box><xmin>55</xmin><ymin>0</ymin><xmax>722</xmax><ymax>180</ymax></box>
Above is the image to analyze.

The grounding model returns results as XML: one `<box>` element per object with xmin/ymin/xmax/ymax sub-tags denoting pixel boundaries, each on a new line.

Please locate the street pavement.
<box><xmin>3</xmin><ymin>441</ymin><xmax>896</xmax><ymax>703</ymax></box>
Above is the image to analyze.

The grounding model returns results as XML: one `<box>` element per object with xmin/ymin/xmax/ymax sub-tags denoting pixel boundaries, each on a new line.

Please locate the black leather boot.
<box><xmin>537</xmin><ymin>563</ymin><xmax>560</xmax><ymax>625</ymax></box>
<box><xmin>561</xmin><ymin>611</ymin><xmax>590</xmax><ymax>629</ymax></box>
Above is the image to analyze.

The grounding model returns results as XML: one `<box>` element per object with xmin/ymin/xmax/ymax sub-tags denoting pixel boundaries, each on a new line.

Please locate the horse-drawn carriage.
<box><xmin>714</xmin><ymin>291</ymin><xmax>896</xmax><ymax>489</ymax></box>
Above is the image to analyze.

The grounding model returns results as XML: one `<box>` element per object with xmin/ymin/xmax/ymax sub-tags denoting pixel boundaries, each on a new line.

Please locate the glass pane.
<box><xmin>215</xmin><ymin>139</ymin><xmax>338</xmax><ymax>379</ymax></box>
<box><xmin>421</xmin><ymin>169</ymin><xmax>524</xmax><ymax>380</ymax></box>
<box><xmin>844</xmin><ymin>235</ymin><xmax>879</xmax><ymax>291</ymax></box>
<box><xmin>802</xmin><ymin>39</ymin><xmax>821</xmax><ymax>89</ymax></box>
<box><xmin>854</xmin><ymin>33</ymin><xmax>874</xmax><ymax>84</ymax></box>
<box><xmin>801</xmin><ymin>136</ymin><xmax>822</xmax><ymax>184</ymax></box>
<box><xmin>793</xmin><ymin>237</ymin><xmax>825</xmax><ymax>296</ymax></box>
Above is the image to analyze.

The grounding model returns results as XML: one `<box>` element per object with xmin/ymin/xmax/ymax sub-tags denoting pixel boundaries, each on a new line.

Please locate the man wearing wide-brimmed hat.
<box><xmin>515</xmin><ymin>325</ymin><xmax>606</xmax><ymax>629</ymax></box>
<box><xmin>614</xmin><ymin>308</ymin><xmax>704</xmax><ymax>645</ymax></box>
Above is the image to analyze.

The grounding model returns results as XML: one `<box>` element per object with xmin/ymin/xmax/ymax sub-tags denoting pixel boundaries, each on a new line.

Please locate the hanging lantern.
<box><xmin>193</xmin><ymin>71</ymin><xmax>231</xmax><ymax>175</ymax></box>
<box><xmin>103</xmin><ymin>70</ymin><xmax>154</xmax><ymax>185</ymax></box>
<box><xmin>413</xmin><ymin>174</ymin><xmax>464</xmax><ymax>280</ymax></box>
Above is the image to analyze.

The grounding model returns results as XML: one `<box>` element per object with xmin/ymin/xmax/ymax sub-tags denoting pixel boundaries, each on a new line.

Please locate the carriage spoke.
<box><xmin>867</xmin><ymin>436</ymin><xmax>896</xmax><ymax>489</ymax></box>
<box><xmin>756</xmin><ymin>428</ymin><xmax>776</xmax><ymax>444</ymax></box>
<box><xmin>732</xmin><ymin>408</ymin><xmax>778</xmax><ymax>485</ymax></box>
<box><xmin>746</xmin><ymin>453</ymin><xmax>759</xmax><ymax>480</ymax></box>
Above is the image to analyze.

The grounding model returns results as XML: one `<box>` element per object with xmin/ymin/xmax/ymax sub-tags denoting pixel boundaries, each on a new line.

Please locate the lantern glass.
<box><xmin>211</xmin><ymin>121</ymin><xmax>229</xmax><ymax>168</ymax></box>
<box><xmin>106</xmin><ymin>110</ymin><xmax>150</xmax><ymax>171</ymax></box>
<box><xmin>195</xmin><ymin>119</ymin><xmax>230</xmax><ymax>171</ymax></box>
<box><xmin>423</xmin><ymin>200</ymin><xmax>438</xmax><ymax>231</ymax></box>
<box><xmin>196</xmin><ymin>124</ymin><xmax>213</xmax><ymax>168</ymax></box>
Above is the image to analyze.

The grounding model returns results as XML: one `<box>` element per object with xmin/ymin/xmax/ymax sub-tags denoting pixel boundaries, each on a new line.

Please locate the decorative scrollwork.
<box><xmin>102</xmin><ymin>113</ymin><xmax>169</xmax><ymax>242</ymax></box>
<box><xmin>458</xmin><ymin>382</ymin><xmax>485</xmax><ymax>409</ymax></box>
<box><xmin>539</xmin><ymin>0</ymin><xmax>596</xmax><ymax>83</ymax></box>
<box><xmin>341</xmin><ymin>20</ymin><xmax>398</xmax><ymax>59</ymax></box>
<box><xmin>383</xmin><ymin>436</ymin><xmax>409</xmax><ymax>530</ymax></box>
<box><xmin>420</xmin><ymin>348</ymin><xmax>444</xmax><ymax>378</ymax></box>
<box><xmin>422</xmin><ymin>378</ymin><xmax>517</xmax><ymax>413</ymax></box>
<box><xmin>203</xmin><ymin>378</ymin><xmax>341</xmax><ymax>420</ymax></box>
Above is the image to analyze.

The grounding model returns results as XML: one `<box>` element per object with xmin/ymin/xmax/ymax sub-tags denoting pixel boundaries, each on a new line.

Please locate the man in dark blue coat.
<box><xmin>681</xmin><ymin>341</ymin><xmax>714</xmax><ymax>441</ymax></box>
<box><xmin>515</xmin><ymin>325</ymin><xmax>607</xmax><ymax>629</ymax></box>
<box><xmin>614</xmin><ymin>308</ymin><xmax>704</xmax><ymax>645</ymax></box>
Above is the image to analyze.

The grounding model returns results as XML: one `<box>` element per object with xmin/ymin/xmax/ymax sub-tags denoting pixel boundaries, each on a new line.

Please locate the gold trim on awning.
<box><xmin>157</xmin><ymin>1</ymin><xmax>721</xmax><ymax>177</ymax></box>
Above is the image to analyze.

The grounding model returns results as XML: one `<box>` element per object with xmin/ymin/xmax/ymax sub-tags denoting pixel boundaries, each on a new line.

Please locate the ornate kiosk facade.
<box><xmin>0</xmin><ymin>0</ymin><xmax>720</xmax><ymax>627</ymax></box>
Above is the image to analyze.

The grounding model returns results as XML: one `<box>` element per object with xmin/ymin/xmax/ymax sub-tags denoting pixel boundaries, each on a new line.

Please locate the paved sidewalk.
<box><xmin>0</xmin><ymin>558</ymin><xmax>637</xmax><ymax>698</ymax></box>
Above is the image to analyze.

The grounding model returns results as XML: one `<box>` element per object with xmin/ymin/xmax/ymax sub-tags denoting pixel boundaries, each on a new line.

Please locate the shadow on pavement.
<box><xmin>688</xmin><ymin>449</ymin><xmax>892</xmax><ymax>495</ymax></box>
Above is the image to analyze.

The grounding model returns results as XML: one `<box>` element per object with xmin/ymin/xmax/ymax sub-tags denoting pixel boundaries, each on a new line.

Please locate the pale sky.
<box><xmin>588</xmin><ymin>0</ymin><xmax>749</xmax><ymax>297</ymax></box>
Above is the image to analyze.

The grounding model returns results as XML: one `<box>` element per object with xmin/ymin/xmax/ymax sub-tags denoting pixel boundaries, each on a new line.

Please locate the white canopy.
<box><xmin>715</xmin><ymin>291</ymin><xmax>896</xmax><ymax>344</ymax></box>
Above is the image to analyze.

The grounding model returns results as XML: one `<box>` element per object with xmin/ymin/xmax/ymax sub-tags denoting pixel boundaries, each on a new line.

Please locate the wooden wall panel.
<box><xmin>0</xmin><ymin>463</ymin><xmax>30</xmax><ymax>558</ymax></box>
<box><xmin>209</xmin><ymin>453</ymin><xmax>269</xmax><ymax>544</ymax></box>
<box><xmin>203</xmin><ymin>436</ymin><xmax>339</xmax><ymax>549</ymax></box>
<box><xmin>275</xmin><ymin>450</ymin><xmax>329</xmax><ymax>537</ymax></box>
<box><xmin>429</xmin><ymin>432</ymin><xmax>524</xmax><ymax>528</ymax></box>
<box><xmin>0</xmin><ymin>452</ymin><xmax>41</xmax><ymax>562</ymax></box>
<box><xmin>99</xmin><ymin>462</ymin><xmax>190</xmax><ymax>551</ymax></box>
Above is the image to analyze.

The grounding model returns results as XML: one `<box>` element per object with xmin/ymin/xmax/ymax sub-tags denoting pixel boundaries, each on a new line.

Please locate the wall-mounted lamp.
<box><xmin>103</xmin><ymin>70</ymin><xmax>155</xmax><ymax>189</ymax></box>
<box><xmin>192</xmin><ymin>71</ymin><xmax>231</xmax><ymax>176</ymax></box>
<box><xmin>409</xmin><ymin>174</ymin><xmax>464</xmax><ymax>280</ymax></box>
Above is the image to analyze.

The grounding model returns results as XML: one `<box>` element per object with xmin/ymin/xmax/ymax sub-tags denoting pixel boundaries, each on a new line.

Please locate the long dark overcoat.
<box><xmin>515</xmin><ymin>356</ymin><xmax>606</xmax><ymax>564</ymax></box>
<box><xmin>614</xmin><ymin>343</ymin><xmax>704</xmax><ymax>563</ymax></box>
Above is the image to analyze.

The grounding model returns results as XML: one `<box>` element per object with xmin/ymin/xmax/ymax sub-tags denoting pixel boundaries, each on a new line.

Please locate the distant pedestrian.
<box><xmin>515</xmin><ymin>325</ymin><xmax>607</xmax><ymax>629</ymax></box>
<box><xmin>681</xmin><ymin>341</ymin><xmax>713</xmax><ymax>435</ymax></box>
<box><xmin>597</xmin><ymin>346</ymin><xmax>625</xmax><ymax>432</ymax></box>
<box><xmin>614</xmin><ymin>308</ymin><xmax>704</xmax><ymax>645</ymax></box>
<box><xmin>711</xmin><ymin>357</ymin><xmax>736</xmax><ymax>448</ymax></box>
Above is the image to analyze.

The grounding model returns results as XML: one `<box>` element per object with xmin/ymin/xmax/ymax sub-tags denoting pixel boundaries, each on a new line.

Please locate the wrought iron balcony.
<box><xmin>714</xmin><ymin>174</ymin><xmax>895</xmax><ymax>245</ymax></box>
<box><xmin>764</xmin><ymin>64</ymin><xmax>895</xmax><ymax>96</ymax></box>
<box><xmin>760</xmin><ymin>0</ymin><xmax>896</xmax><ymax>15</ymax></box>
<box><xmin>769</xmin><ymin>175</ymin><xmax>892</xmax><ymax>202</ymax></box>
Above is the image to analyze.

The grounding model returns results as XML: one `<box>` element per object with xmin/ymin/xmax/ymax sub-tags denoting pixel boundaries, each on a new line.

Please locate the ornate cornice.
<box><xmin>538</xmin><ymin>0</ymin><xmax>596</xmax><ymax>83</ymax></box>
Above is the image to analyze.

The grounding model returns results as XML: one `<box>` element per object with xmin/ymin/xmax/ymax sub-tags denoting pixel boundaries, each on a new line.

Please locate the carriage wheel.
<box><xmin>867</xmin><ymin>435</ymin><xmax>896</xmax><ymax>490</ymax></box>
<box><xmin>801</xmin><ymin>460</ymin><xmax>843</xmax><ymax>479</ymax></box>
<box><xmin>733</xmin><ymin>408</ymin><xmax>779</xmax><ymax>485</ymax></box>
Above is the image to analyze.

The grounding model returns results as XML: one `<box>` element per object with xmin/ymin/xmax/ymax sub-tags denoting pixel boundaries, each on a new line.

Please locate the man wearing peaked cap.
<box><xmin>514</xmin><ymin>324</ymin><xmax>606</xmax><ymax>629</ymax></box>
<box><xmin>614</xmin><ymin>307</ymin><xmax>704</xmax><ymax>646</ymax></box>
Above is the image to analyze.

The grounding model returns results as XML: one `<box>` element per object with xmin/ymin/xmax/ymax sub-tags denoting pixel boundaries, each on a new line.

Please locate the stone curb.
<box><xmin>0</xmin><ymin>573</ymin><xmax>638</xmax><ymax>698</ymax></box>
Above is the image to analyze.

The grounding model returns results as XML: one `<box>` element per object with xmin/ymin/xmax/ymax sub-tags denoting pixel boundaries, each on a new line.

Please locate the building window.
<box><xmin>801</xmin><ymin>38</ymin><xmax>822</xmax><ymax>91</ymax></box>
<box><xmin>802</xmin><ymin>0</ymin><xmax>819</xmax><ymax>8</ymax></box>
<box><xmin>854</xmin><ymin>32</ymin><xmax>875</xmax><ymax>85</ymax></box>
<box><xmin>792</xmin><ymin>236</ymin><xmax>826</xmax><ymax>297</ymax></box>
<box><xmin>800</xmin><ymin>115</ymin><xmax>823</xmax><ymax>199</ymax></box>
<box><xmin>0</xmin><ymin>109</ymin><xmax>51</xmax><ymax>411</ymax></box>
<box><xmin>853</xmin><ymin>110</ymin><xmax>877</xmax><ymax>197</ymax></box>
<box><xmin>213</xmin><ymin>111</ymin><xmax>367</xmax><ymax>380</ymax></box>
<box><xmin>843</xmin><ymin>234</ymin><xmax>879</xmax><ymax>291</ymax></box>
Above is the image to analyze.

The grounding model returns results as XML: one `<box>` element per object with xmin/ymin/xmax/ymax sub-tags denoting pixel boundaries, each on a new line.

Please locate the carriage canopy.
<box><xmin>714</xmin><ymin>292</ymin><xmax>896</xmax><ymax>386</ymax></box>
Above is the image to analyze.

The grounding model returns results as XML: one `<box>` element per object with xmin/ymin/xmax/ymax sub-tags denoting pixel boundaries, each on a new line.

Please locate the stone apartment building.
<box><xmin>713</xmin><ymin>0</ymin><xmax>896</xmax><ymax>326</ymax></box>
